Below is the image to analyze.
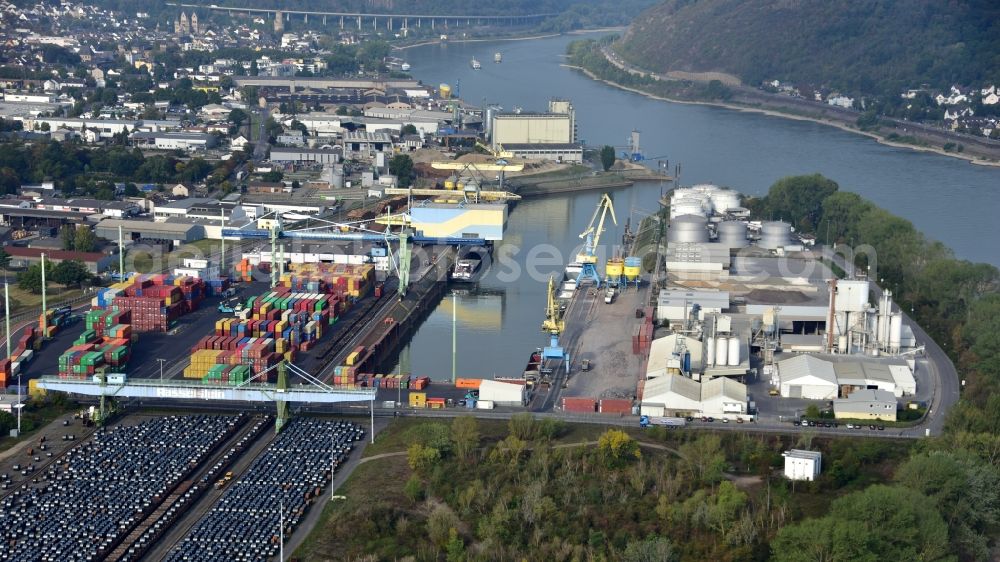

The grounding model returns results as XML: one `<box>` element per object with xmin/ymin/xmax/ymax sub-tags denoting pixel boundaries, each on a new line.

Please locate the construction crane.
<box><xmin>576</xmin><ymin>193</ymin><xmax>617</xmax><ymax>287</ymax></box>
<box><xmin>475</xmin><ymin>140</ymin><xmax>514</xmax><ymax>159</ymax></box>
<box><xmin>430</xmin><ymin>159</ymin><xmax>523</xmax><ymax>194</ymax></box>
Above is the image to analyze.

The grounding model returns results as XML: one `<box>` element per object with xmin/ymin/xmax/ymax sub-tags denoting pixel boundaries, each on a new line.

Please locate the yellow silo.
<box><xmin>605</xmin><ymin>257</ymin><xmax>624</xmax><ymax>280</ymax></box>
<box><xmin>623</xmin><ymin>256</ymin><xmax>642</xmax><ymax>282</ymax></box>
<box><xmin>439</xmin><ymin>83</ymin><xmax>452</xmax><ymax>99</ymax></box>
<box><xmin>444</xmin><ymin>175</ymin><xmax>457</xmax><ymax>190</ymax></box>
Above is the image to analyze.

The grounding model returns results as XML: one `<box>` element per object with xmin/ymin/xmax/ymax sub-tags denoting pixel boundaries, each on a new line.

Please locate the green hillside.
<box><xmin>618</xmin><ymin>0</ymin><xmax>1000</xmax><ymax>97</ymax></box>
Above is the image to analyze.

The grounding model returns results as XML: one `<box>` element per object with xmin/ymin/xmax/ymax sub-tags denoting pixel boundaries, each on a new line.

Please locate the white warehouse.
<box><xmin>777</xmin><ymin>355</ymin><xmax>839</xmax><ymax>400</ymax></box>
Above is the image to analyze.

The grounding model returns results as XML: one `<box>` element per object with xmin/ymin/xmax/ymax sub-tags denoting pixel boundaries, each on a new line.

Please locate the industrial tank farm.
<box><xmin>164</xmin><ymin>418</ymin><xmax>364</xmax><ymax>562</ymax></box>
<box><xmin>0</xmin><ymin>415</ymin><xmax>241</xmax><ymax>562</ymax></box>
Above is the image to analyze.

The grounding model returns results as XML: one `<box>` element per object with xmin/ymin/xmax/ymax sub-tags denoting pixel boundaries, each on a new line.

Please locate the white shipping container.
<box><xmin>17</xmin><ymin>349</ymin><xmax>33</xmax><ymax>363</ymax></box>
<box><xmin>475</xmin><ymin>400</ymin><xmax>495</xmax><ymax>410</ymax></box>
<box><xmin>10</xmin><ymin>362</ymin><xmax>19</xmax><ymax>376</ymax></box>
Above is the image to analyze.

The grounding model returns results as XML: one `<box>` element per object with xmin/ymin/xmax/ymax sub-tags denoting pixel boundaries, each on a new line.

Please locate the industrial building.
<box><xmin>499</xmin><ymin>143</ymin><xmax>583</xmax><ymax>163</ymax></box>
<box><xmin>130</xmin><ymin>131</ymin><xmax>217</xmax><ymax>152</ymax></box>
<box><xmin>488</xmin><ymin>99</ymin><xmax>578</xmax><ymax>162</ymax></box>
<box><xmin>656</xmin><ymin>289</ymin><xmax>730</xmax><ymax>323</ymax></box>
<box><xmin>774</xmin><ymin>354</ymin><xmax>916</xmax><ymax>399</ymax></box>
<box><xmin>95</xmin><ymin>219</ymin><xmax>206</xmax><ymax>246</ymax></box>
<box><xmin>833</xmin><ymin>389</ymin><xmax>897</xmax><ymax>421</ymax></box>
<box><xmin>269</xmin><ymin>147</ymin><xmax>342</xmax><ymax>164</ymax></box>
<box><xmin>3</xmin><ymin>246</ymin><xmax>117</xmax><ymax>273</ymax></box>
<box><xmin>640</xmin><ymin>372</ymin><xmax>748</xmax><ymax>419</ymax></box>
<box><xmin>783</xmin><ymin>450</ymin><xmax>822</xmax><ymax>481</ymax></box>
<box><xmin>35</xmin><ymin>198</ymin><xmax>140</xmax><ymax>219</ymax></box>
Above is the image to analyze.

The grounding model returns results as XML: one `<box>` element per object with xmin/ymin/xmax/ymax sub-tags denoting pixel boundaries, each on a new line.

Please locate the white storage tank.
<box><xmin>717</xmin><ymin>220</ymin><xmax>748</xmax><ymax>248</ymax></box>
<box><xmin>709</xmin><ymin>188</ymin><xmax>742</xmax><ymax>214</ymax></box>
<box><xmin>715</xmin><ymin>336</ymin><xmax>729</xmax><ymax>366</ymax></box>
<box><xmin>838</xmin><ymin>334</ymin><xmax>849</xmax><ymax>353</ymax></box>
<box><xmin>706</xmin><ymin>336</ymin><xmax>716</xmax><ymax>366</ymax></box>
<box><xmin>890</xmin><ymin>314</ymin><xmax>903</xmax><ymax>350</ymax></box>
<box><xmin>759</xmin><ymin>220</ymin><xmax>792</xmax><ymax>249</ymax></box>
<box><xmin>668</xmin><ymin>214</ymin><xmax>710</xmax><ymax>243</ymax></box>
<box><xmin>727</xmin><ymin>337</ymin><xmax>740</xmax><ymax>366</ymax></box>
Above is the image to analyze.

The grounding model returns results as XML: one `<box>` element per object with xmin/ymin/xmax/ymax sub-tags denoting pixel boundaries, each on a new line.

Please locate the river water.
<box><xmin>388</xmin><ymin>33</ymin><xmax>1000</xmax><ymax>381</ymax></box>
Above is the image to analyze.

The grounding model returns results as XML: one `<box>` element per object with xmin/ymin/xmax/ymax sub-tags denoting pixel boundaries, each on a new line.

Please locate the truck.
<box><xmin>604</xmin><ymin>287</ymin><xmax>615</xmax><ymax>304</ymax></box>
<box><xmin>217</xmin><ymin>299</ymin><xmax>244</xmax><ymax>314</ymax></box>
<box><xmin>639</xmin><ymin>415</ymin><xmax>686</xmax><ymax>428</ymax></box>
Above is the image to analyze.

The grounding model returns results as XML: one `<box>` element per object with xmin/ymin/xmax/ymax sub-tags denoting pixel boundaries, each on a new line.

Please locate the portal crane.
<box><xmin>541</xmin><ymin>275</ymin><xmax>564</xmax><ymax>336</ymax></box>
<box><xmin>576</xmin><ymin>193</ymin><xmax>617</xmax><ymax>287</ymax></box>
<box><xmin>540</xmin><ymin>275</ymin><xmax>568</xmax><ymax>369</ymax></box>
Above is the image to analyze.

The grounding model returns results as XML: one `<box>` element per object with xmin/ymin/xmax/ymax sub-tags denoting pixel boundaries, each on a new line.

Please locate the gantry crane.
<box><xmin>576</xmin><ymin>193</ymin><xmax>617</xmax><ymax>287</ymax></box>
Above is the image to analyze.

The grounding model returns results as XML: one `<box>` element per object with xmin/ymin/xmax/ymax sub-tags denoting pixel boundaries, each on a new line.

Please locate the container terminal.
<box><xmin>0</xmin><ymin>178</ymin><xmax>957</xmax><ymax>558</ymax></box>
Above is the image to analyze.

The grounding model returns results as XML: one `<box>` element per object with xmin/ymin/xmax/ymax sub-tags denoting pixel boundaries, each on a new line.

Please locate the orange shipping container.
<box><xmin>455</xmin><ymin>378</ymin><xmax>482</xmax><ymax>389</ymax></box>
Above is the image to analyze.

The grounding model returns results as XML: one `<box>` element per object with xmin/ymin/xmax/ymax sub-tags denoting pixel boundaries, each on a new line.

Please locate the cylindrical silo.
<box><xmin>717</xmin><ymin>220</ymin><xmax>748</xmax><ymax>248</ymax></box>
<box><xmin>727</xmin><ymin>337</ymin><xmax>740</xmax><ymax>366</ymax></box>
<box><xmin>668</xmin><ymin>214</ymin><xmax>709</xmax><ymax>244</ymax></box>
<box><xmin>715</xmin><ymin>336</ymin><xmax>729</xmax><ymax>366</ymax></box>
<box><xmin>706</xmin><ymin>336</ymin><xmax>716</xmax><ymax>367</ymax></box>
<box><xmin>838</xmin><ymin>334</ymin><xmax>849</xmax><ymax>353</ymax></box>
<box><xmin>890</xmin><ymin>314</ymin><xmax>903</xmax><ymax>351</ymax></box>
<box><xmin>710</xmin><ymin>188</ymin><xmax>741</xmax><ymax>214</ymax></box>
<box><xmin>834</xmin><ymin>312</ymin><xmax>848</xmax><ymax>336</ymax></box>
<box><xmin>759</xmin><ymin>220</ymin><xmax>792</xmax><ymax>249</ymax></box>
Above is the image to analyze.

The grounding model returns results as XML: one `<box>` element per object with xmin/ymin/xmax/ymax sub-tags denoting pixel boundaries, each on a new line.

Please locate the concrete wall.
<box><xmin>492</xmin><ymin>115</ymin><xmax>571</xmax><ymax>145</ymax></box>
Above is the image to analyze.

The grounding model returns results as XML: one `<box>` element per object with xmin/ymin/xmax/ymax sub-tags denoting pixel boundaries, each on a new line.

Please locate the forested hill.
<box><xmin>618</xmin><ymin>0</ymin><xmax>1000</xmax><ymax>97</ymax></box>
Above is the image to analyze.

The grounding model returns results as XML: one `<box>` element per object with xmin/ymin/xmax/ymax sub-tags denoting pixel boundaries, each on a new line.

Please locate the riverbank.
<box><xmin>394</xmin><ymin>32</ymin><xmax>562</xmax><ymax>51</ymax></box>
<box><xmin>565</xmin><ymin>57</ymin><xmax>1000</xmax><ymax>168</ymax></box>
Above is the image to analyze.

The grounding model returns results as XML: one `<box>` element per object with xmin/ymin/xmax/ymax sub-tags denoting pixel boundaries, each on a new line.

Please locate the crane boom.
<box><xmin>541</xmin><ymin>275</ymin><xmax>564</xmax><ymax>335</ymax></box>
<box><xmin>575</xmin><ymin>194</ymin><xmax>617</xmax><ymax>287</ymax></box>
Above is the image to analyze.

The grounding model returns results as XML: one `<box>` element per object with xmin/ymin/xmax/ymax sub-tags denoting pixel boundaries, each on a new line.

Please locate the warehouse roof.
<box><xmin>0</xmin><ymin>207</ymin><xmax>91</xmax><ymax>220</ymax></box>
<box><xmin>96</xmin><ymin>219</ymin><xmax>201</xmax><ymax>234</ymax></box>
<box><xmin>4</xmin><ymin>246</ymin><xmax>108</xmax><ymax>263</ymax></box>
<box><xmin>644</xmin><ymin>373</ymin><xmax>701</xmax><ymax>403</ymax></box>
<box><xmin>701</xmin><ymin>377</ymin><xmax>747</xmax><ymax>402</ymax></box>
<box><xmin>777</xmin><ymin>355</ymin><xmax>838</xmax><ymax>385</ymax></box>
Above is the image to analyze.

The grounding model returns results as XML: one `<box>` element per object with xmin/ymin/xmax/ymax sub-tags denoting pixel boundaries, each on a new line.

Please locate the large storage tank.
<box><xmin>715</xmin><ymin>336</ymin><xmax>729</xmax><ymax>366</ymax></box>
<box><xmin>670</xmin><ymin>195</ymin><xmax>710</xmax><ymax>218</ymax></box>
<box><xmin>706</xmin><ymin>336</ymin><xmax>716</xmax><ymax>367</ymax></box>
<box><xmin>717</xmin><ymin>220</ymin><xmax>748</xmax><ymax>248</ymax></box>
<box><xmin>759</xmin><ymin>220</ymin><xmax>792</xmax><ymax>249</ymax></box>
<box><xmin>709</xmin><ymin>188</ymin><xmax>741</xmax><ymax>214</ymax></box>
<box><xmin>668</xmin><ymin>214</ymin><xmax>709</xmax><ymax>244</ymax></box>
<box><xmin>444</xmin><ymin>175</ymin><xmax>457</xmax><ymax>190</ymax></box>
<box><xmin>605</xmin><ymin>258</ymin><xmax>624</xmax><ymax>280</ymax></box>
<box><xmin>834</xmin><ymin>311</ymin><xmax>848</xmax><ymax>336</ymax></box>
<box><xmin>727</xmin><ymin>337</ymin><xmax>740</xmax><ymax>366</ymax></box>
<box><xmin>890</xmin><ymin>314</ymin><xmax>903</xmax><ymax>350</ymax></box>
<box><xmin>439</xmin><ymin>83</ymin><xmax>452</xmax><ymax>99</ymax></box>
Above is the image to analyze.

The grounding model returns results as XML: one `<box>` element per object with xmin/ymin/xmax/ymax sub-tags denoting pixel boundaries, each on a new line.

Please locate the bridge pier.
<box><xmin>304</xmin><ymin>13</ymin><xmax>308</xmax><ymax>23</ymax></box>
<box><xmin>357</xmin><ymin>15</ymin><xmax>361</xmax><ymax>29</ymax></box>
<box><xmin>323</xmin><ymin>15</ymin><xmax>326</xmax><ymax>25</ymax></box>
<box><xmin>388</xmin><ymin>17</ymin><xmax>392</xmax><ymax>31</ymax></box>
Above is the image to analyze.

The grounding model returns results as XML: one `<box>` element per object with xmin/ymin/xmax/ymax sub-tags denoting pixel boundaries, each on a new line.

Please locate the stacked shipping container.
<box><xmin>281</xmin><ymin>263</ymin><xmax>374</xmax><ymax>299</ymax></box>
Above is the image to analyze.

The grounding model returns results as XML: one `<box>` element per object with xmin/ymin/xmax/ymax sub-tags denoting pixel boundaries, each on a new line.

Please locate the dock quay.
<box><xmin>317</xmin><ymin>246</ymin><xmax>456</xmax><ymax>381</ymax></box>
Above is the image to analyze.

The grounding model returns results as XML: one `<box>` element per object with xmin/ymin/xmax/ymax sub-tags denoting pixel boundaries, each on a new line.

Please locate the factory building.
<box><xmin>269</xmin><ymin>147</ymin><xmax>342</xmax><ymax>164</ymax></box>
<box><xmin>833</xmin><ymin>389</ymin><xmax>897</xmax><ymax>421</ymax></box>
<box><xmin>130</xmin><ymin>132</ymin><xmax>217</xmax><ymax>152</ymax></box>
<box><xmin>775</xmin><ymin>354</ymin><xmax>916</xmax><ymax>399</ymax></box>
<box><xmin>777</xmin><ymin>355</ymin><xmax>839</xmax><ymax>400</ymax></box>
<box><xmin>783</xmin><ymin>450</ymin><xmax>822</xmax><ymax>481</ymax></box>
<box><xmin>489</xmin><ymin>100</ymin><xmax>580</xmax><ymax>162</ymax></box>
<box><xmin>640</xmin><ymin>372</ymin><xmax>748</xmax><ymax>420</ymax></box>
<box><xmin>4</xmin><ymin>246</ymin><xmax>117</xmax><ymax>274</ymax></box>
<box><xmin>656</xmin><ymin>289</ymin><xmax>730</xmax><ymax>323</ymax></box>
<box><xmin>95</xmin><ymin>219</ymin><xmax>205</xmax><ymax>246</ymax></box>
<box><xmin>498</xmin><ymin>143</ymin><xmax>583</xmax><ymax>163</ymax></box>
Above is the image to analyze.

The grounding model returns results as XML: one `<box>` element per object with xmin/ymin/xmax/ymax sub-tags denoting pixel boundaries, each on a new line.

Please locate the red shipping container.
<box><xmin>598</xmin><ymin>399</ymin><xmax>633</xmax><ymax>415</ymax></box>
<box><xmin>562</xmin><ymin>397</ymin><xmax>597</xmax><ymax>413</ymax></box>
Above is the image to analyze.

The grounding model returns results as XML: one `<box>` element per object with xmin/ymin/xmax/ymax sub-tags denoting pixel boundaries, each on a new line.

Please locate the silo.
<box><xmin>668</xmin><ymin>214</ymin><xmax>709</xmax><ymax>244</ymax></box>
<box><xmin>727</xmin><ymin>337</ymin><xmax>740</xmax><ymax>366</ymax></box>
<box><xmin>439</xmin><ymin>83</ymin><xmax>452</xmax><ymax>99</ymax></box>
<box><xmin>759</xmin><ymin>220</ymin><xmax>792</xmax><ymax>249</ymax></box>
<box><xmin>331</xmin><ymin>166</ymin><xmax>344</xmax><ymax>189</ymax></box>
<box><xmin>715</xmin><ymin>336</ymin><xmax>729</xmax><ymax>366</ymax></box>
<box><xmin>670</xmin><ymin>196</ymin><xmax>709</xmax><ymax>218</ymax></box>
<box><xmin>890</xmin><ymin>314</ymin><xmax>903</xmax><ymax>351</ymax></box>
<box><xmin>710</xmin><ymin>188</ymin><xmax>742</xmax><ymax>214</ymax></box>
<box><xmin>838</xmin><ymin>335</ymin><xmax>849</xmax><ymax>353</ymax></box>
<box><xmin>706</xmin><ymin>336</ymin><xmax>716</xmax><ymax>367</ymax></box>
<box><xmin>834</xmin><ymin>312</ymin><xmax>848</xmax><ymax>336</ymax></box>
<box><xmin>717</xmin><ymin>220</ymin><xmax>748</xmax><ymax>248</ymax></box>
<box><xmin>623</xmin><ymin>256</ymin><xmax>642</xmax><ymax>282</ymax></box>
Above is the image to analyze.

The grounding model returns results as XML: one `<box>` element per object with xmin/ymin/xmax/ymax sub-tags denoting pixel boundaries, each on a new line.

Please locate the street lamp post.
<box><xmin>157</xmin><ymin>358</ymin><xmax>166</xmax><ymax>381</ymax></box>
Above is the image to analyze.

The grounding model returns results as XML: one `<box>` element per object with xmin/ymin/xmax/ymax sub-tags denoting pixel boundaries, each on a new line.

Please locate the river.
<box><xmin>388</xmin><ymin>32</ymin><xmax>1000</xmax><ymax>381</ymax></box>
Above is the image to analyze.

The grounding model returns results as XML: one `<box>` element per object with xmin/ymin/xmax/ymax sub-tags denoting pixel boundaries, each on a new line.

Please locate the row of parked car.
<box><xmin>794</xmin><ymin>420</ymin><xmax>886</xmax><ymax>430</ymax></box>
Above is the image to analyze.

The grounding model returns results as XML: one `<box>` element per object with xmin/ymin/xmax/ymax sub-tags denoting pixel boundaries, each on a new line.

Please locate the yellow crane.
<box><xmin>541</xmin><ymin>275</ymin><xmax>564</xmax><ymax>335</ymax></box>
<box><xmin>576</xmin><ymin>193</ymin><xmax>617</xmax><ymax>287</ymax></box>
<box><xmin>475</xmin><ymin>140</ymin><xmax>514</xmax><ymax>159</ymax></box>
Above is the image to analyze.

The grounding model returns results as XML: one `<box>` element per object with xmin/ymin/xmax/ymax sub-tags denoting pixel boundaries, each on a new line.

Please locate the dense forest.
<box><xmin>618</xmin><ymin>0</ymin><xmax>1000</xmax><ymax>99</ymax></box>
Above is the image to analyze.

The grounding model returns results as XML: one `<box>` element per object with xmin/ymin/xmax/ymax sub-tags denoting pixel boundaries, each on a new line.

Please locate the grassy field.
<box><xmin>4</xmin><ymin>284</ymin><xmax>87</xmax><ymax>316</ymax></box>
